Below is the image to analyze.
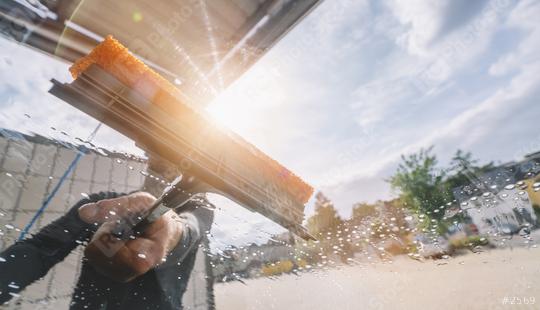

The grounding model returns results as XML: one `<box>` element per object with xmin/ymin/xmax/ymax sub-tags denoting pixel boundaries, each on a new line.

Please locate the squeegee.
<box><xmin>49</xmin><ymin>36</ymin><xmax>315</xmax><ymax>240</ymax></box>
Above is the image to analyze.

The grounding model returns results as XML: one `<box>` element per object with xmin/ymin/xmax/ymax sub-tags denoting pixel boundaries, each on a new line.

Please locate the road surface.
<box><xmin>215</xmin><ymin>247</ymin><xmax>540</xmax><ymax>310</ymax></box>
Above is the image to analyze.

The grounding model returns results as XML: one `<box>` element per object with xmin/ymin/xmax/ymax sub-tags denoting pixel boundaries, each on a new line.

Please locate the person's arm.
<box><xmin>0</xmin><ymin>192</ymin><xmax>119</xmax><ymax>304</ymax></box>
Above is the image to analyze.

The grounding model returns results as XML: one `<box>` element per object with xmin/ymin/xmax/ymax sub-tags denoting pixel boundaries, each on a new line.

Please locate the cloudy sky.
<box><xmin>1</xmin><ymin>0</ymin><xmax>539</xmax><ymax>246</ymax></box>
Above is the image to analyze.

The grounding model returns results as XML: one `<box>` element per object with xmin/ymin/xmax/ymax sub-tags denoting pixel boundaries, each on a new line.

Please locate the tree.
<box><xmin>306</xmin><ymin>192</ymin><xmax>343</xmax><ymax>236</ymax></box>
<box><xmin>388</xmin><ymin>147</ymin><xmax>450</xmax><ymax>225</ymax></box>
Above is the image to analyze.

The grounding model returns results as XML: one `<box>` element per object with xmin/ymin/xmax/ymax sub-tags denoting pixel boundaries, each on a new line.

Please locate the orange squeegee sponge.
<box><xmin>70</xmin><ymin>35</ymin><xmax>186</xmax><ymax>106</ymax></box>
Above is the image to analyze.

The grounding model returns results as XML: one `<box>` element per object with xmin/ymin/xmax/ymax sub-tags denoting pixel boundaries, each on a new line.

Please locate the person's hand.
<box><xmin>78</xmin><ymin>192</ymin><xmax>183</xmax><ymax>282</ymax></box>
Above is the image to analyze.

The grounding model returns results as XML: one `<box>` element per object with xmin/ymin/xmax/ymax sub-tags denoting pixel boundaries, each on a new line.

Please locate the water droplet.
<box><xmin>504</xmin><ymin>184</ymin><xmax>516</xmax><ymax>190</ymax></box>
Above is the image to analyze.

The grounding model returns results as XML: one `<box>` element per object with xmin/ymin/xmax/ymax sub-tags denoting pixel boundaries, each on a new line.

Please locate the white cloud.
<box><xmin>387</xmin><ymin>0</ymin><xmax>447</xmax><ymax>56</ymax></box>
<box><xmin>335</xmin><ymin>0</ymin><xmax>514</xmax><ymax>139</ymax></box>
<box><xmin>416</xmin><ymin>61</ymin><xmax>540</xmax><ymax>158</ymax></box>
<box><xmin>380</xmin><ymin>0</ymin><xmax>512</xmax><ymax>94</ymax></box>
<box><xmin>351</xmin><ymin>77</ymin><xmax>416</xmax><ymax>127</ymax></box>
<box><xmin>489</xmin><ymin>0</ymin><xmax>540</xmax><ymax>76</ymax></box>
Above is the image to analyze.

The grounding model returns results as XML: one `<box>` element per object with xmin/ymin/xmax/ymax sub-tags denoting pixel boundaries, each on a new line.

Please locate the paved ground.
<box><xmin>215</xmin><ymin>247</ymin><xmax>540</xmax><ymax>310</ymax></box>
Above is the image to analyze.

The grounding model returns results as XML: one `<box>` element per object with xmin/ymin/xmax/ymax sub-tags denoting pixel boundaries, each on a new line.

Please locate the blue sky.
<box><xmin>1</xmin><ymin>0</ymin><xmax>540</xmax><ymax>246</ymax></box>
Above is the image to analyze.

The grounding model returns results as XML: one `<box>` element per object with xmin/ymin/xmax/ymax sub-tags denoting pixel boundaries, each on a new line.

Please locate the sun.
<box><xmin>206</xmin><ymin>82</ymin><xmax>262</xmax><ymax>134</ymax></box>
<box><xmin>206</xmin><ymin>91</ymin><xmax>250</xmax><ymax>131</ymax></box>
<box><xmin>206</xmin><ymin>60</ymin><xmax>288</xmax><ymax>135</ymax></box>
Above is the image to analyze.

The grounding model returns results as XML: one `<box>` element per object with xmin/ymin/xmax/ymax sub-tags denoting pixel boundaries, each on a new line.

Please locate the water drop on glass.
<box><xmin>504</xmin><ymin>184</ymin><xmax>516</xmax><ymax>190</ymax></box>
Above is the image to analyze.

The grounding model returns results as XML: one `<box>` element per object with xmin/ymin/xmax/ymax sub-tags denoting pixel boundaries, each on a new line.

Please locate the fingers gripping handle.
<box><xmin>111</xmin><ymin>175</ymin><xmax>202</xmax><ymax>239</ymax></box>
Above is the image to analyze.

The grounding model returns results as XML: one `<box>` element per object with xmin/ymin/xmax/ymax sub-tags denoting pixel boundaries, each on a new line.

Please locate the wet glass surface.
<box><xmin>1</xmin><ymin>1</ymin><xmax>540</xmax><ymax>309</ymax></box>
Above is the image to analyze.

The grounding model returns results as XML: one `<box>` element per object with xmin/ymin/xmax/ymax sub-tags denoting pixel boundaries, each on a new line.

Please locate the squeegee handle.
<box><xmin>130</xmin><ymin>218</ymin><xmax>154</xmax><ymax>237</ymax></box>
<box><xmin>110</xmin><ymin>216</ymin><xmax>151</xmax><ymax>240</ymax></box>
<box><xmin>130</xmin><ymin>196</ymin><xmax>187</xmax><ymax>237</ymax></box>
<box><xmin>111</xmin><ymin>179</ymin><xmax>198</xmax><ymax>239</ymax></box>
<box><xmin>109</xmin><ymin>198</ymin><xmax>174</xmax><ymax>239</ymax></box>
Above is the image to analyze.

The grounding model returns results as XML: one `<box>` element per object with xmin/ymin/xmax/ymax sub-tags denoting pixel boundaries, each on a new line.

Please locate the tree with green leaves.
<box><xmin>388</xmin><ymin>148</ymin><xmax>491</xmax><ymax>233</ymax></box>
<box><xmin>388</xmin><ymin>147</ymin><xmax>451</xmax><ymax>229</ymax></box>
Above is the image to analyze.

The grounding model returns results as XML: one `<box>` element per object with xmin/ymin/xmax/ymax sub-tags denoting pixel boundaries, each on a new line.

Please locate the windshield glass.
<box><xmin>1</xmin><ymin>1</ymin><xmax>539</xmax><ymax>309</ymax></box>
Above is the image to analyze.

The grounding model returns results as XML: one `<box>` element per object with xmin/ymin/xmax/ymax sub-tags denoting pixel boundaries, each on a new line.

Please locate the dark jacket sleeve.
<box><xmin>157</xmin><ymin>198</ymin><xmax>215</xmax><ymax>269</ymax></box>
<box><xmin>0</xmin><ymin>191</ymin><xmax>120</xmax><ymax>304</ymax></box>
<box><xmin>149</xmin><ymin>198</ymin><xmax>215</xmax><ymax>309</ymax></box>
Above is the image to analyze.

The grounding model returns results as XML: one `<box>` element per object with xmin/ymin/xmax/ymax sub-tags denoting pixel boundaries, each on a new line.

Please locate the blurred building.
<box><xmin>451</xmin><ymin>153</ymin><xmax>540</xmax><ymax>235</ymax></box>
<box><xmin>212</xmin><ymin>233</ymin><xmax>297</xmax><ymax>281</ymax></box>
